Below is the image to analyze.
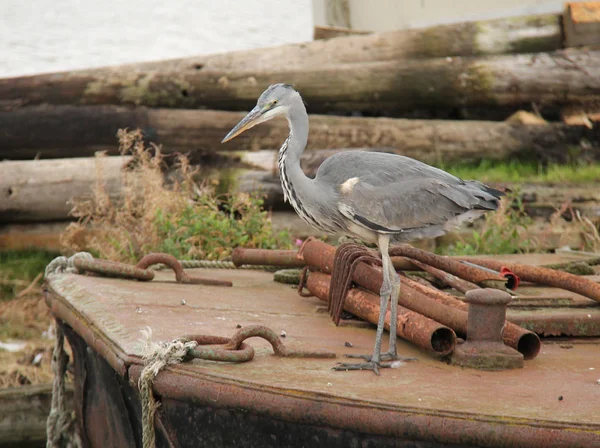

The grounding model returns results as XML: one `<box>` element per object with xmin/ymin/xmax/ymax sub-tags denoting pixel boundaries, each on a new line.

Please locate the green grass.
<box><xmin>0</xmin><ymin>250</ymin><xmax>59</xmax><ymax>301</ymax></box>
<box><xmin>436</xmin><ymin>188</ymin><xmax>535</xmax><ymax>256</ymax></box>
<box><xmin>439</xmin><ymin>160</ymin><xmax>600</xmax><ymax>184</ymax></box>
<box><xmin>155</xmin><ymin>194</ymin><xmax>292</xmax><ymax>261</ymax></box>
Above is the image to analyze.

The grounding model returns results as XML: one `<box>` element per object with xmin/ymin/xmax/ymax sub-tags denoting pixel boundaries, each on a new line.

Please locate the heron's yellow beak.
<box><xmin>221</xmin><ymin>105</ymin><xmax>268</xmax><ymax>143</ymax></box>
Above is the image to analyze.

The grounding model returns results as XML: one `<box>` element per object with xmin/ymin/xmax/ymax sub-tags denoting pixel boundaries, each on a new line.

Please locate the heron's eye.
<box><xmin>272</xmin><ymin>100</ymin><xmax>278</xmax><ymax>106</ymax></box>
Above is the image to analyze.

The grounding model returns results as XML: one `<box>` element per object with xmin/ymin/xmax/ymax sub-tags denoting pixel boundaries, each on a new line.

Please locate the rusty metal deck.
<box><xmin>46</xmin><ymin>268</ymin><xmax>600</xmax><ymax>447</ymax></box>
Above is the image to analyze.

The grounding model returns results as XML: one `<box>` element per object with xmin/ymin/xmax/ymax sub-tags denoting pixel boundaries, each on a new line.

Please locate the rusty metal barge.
<box><xmin>44</xmin><ymin>246</ymin><xmax>600</xmax><ymax>447</ymax></box>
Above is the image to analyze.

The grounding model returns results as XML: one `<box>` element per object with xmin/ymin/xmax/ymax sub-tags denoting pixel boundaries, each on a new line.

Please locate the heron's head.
<box><xmin>222</xmin><ymin>83</ymin><xmax>298</xmax><ymax>143</ymax></box>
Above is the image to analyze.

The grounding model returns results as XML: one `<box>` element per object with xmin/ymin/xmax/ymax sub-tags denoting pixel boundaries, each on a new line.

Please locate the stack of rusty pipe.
<box><xmin>298</xmin><ymin>240</ymin><xmax>541</xmax><ymax>360</ymax></box>
<box><xmin>234</xmin><ymin>242</ymin><xmax>600</xmax><ymax>361</ymax></box>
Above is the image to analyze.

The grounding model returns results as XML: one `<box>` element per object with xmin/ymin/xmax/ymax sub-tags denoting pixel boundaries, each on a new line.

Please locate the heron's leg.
<box><xmin>383</xmin><ymin>251</ymin><xmax>399</xmax><ymax>359</ymax></box>
<box><xmin>379</xmin><ymin>256</ymin><xmax>415</xmax><ymax>363</ymax></box>
<box><xmin>333</xmin><ymin>235</ymin><xmax>392</xmax><ymax>375</ymax></box>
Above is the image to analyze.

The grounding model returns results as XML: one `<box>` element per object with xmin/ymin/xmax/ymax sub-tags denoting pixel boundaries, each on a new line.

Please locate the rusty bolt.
<box><xmin>451</xmin><ymin>288</ymin><xmax>524</xmax><ymax>370</ymax></box>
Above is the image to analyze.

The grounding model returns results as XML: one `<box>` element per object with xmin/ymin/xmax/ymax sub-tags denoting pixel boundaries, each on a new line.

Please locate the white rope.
<box><xmin>45</xmin><ymin>254</ymin><xmax>276</xmax><ymax>277</ymax></box>
<box><xmin>137</xmin><ymin>327</ymin><xmax>197</xmax><ymax>448</ymax></box>
<box><xmin>152</xmin><ymin>259</ymin><xmax>279</xmax><ymax>272</ymax></box>
<box><xmin>46</xmin><ymin>322</ymin><xmax>82</xmax><ymax>448</ymax></box>
<box><xmin>44</xmin><ymin>252</ymin><xmax>94</xmax><ymax>279</ymax></box>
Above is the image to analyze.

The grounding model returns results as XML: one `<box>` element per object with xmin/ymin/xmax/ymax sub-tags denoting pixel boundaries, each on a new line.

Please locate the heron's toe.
<box><xmin>343</xmin><ymin>353</ymin><xmax>373</xmax><ymax>361</ymax></box>
<box><xmin>332</xmin><ymin>361</ymin><xmax>381</xmax><ymax>376</ymax></box>
<box><xmin>380</xmin><ymin>352</ymin><xmax>418</xmax><ymax>363</ymax></box>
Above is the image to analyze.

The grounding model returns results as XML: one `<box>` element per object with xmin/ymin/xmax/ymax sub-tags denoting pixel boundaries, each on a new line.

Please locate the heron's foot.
<box><xmin>381</xmin><ymin>345</ymin><xmax>417</xmax><ymax>363</ymax></box>
<box><xmin>333</xmin><ymin>353</ymin><xmax>417</xmax><ymax>375</ymax></box>
<box><xmin>332</xmin><ymin>360</ymin><xmax>382</xmax><ymax>375</ymax></box>
<box><xmin>344</xmin><ymin>352</ymin><xmax>418</xmax><ymax>363</ymax></box>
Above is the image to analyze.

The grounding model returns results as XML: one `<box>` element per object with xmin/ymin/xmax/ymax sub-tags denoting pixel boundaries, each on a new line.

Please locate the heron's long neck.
<box><xmin>283</xmin><ymin>97</ymin><xmax>309</xmax><ymax>164</ymax></box>
<box><xmin>278</xmin><ymin>97</ymin><xmax>324</xmax><ymax>228</ymax></box>
<box><xmin>279</xmin><ymin>97</ymin><xmax>311</xmax><ymax>184</ymax></box>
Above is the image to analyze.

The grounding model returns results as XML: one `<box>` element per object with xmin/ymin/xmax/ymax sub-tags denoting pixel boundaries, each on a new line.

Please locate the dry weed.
<box><xmin>62</xmin><ymin>130</ymin><xmax>198</xmax><ymax>262</ymax></box>
<box><xmin>0</xmin><ymin>295</ymin><xmax>51</xmax><ymax>338</ymax></box>
<box><xmin>61</xmin><ymin>129</ymin><xmax>291</xmax><ymax>262</ymax></box>
<box><xmin>0</xmin><ymin>341</ymin><xmax>55</xmax><ymax>388</ymax></box>
<box><xmin>537</xmin><ymin>200</ymin><xmax>600</xmax><ymax>252</ymax></box>
<box><xmin>0</xmin><ymin>294</ymin><xmax>53</xmax><ymax>388</ymax></box>
<box><xmin>574</xmin><ymin>210</ymin><xmax>600</xmax><ymax>252</ymax></box>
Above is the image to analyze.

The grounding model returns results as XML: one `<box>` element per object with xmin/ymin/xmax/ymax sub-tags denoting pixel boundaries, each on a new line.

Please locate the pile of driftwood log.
<box><xmin>1</xmin><ymin>3</ymin><xmax>600</xmax><ymax>251</ymax></box>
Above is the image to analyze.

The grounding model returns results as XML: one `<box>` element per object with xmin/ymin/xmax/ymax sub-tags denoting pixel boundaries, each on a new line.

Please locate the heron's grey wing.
<box><xmin>315</xmin><ymin>150</ymin><xmax>462</xmax><ymax>187</ymax></box>
<box><xmin>337</xmin><ymin>177</ymin><xmax>501</xmax><ymax>235</ymax></box>
<box><xmin>314</xmin><ymin>150</ymin><xmax>503</xmax><ymax>238</ymax></box>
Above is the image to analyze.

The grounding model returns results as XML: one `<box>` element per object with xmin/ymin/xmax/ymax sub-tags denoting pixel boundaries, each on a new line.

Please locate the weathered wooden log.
<box><xmin>0</xmin><ymin>211</ymin><xmax>586</xmax><ymax>254</ymax></box>
<box><xmin>227</xmin><ymin>164</ymin><xmax>600</xmax><ymax>222</ymax></box>
<box><xmin>520</xmin><ymin>184</ymin><xmax>600</xmax><ymax>221</ymax></box>
<box><xmin>3</xmin><ymin>105</ymin><xmax>600</xmax><ymax>165</ymax></box>
<box><xmin>0</xmin><ymin>212</ymin><xmax>434</xmax><ymax>253</ymax></box>
<box><xmin>0</xmin><ymin>221</ymin><xmax>71</xmax><ymax>250</ymax></box>
<box><xmin>563</xmin><ymin>2</ymin><xmax>600</xmax><ymax>48</ymax></box>
<box><xmin>2</xmin><ymin>47</ymin><xmax>598</xmax><ymax>114</ymax></box>
<box><xmin>0</xmin><ymin>156</ymin><xmax>130</xmax><ymax>222</ymax></box>
<box><xmin>2</xmin><ymin>150</ymin><xmax>598</xmax><ymax>225</ymax></box>
<box><xmin>436</xmin><ymin>219</ymin><xmax>587</xmax><ymax>253</ymax></box>
<box><xmin>562</xmin><ymin>102</ymin><xmax>600</xmax><ymax>127</ymax></box>
<box><xmin>313</xmin><ymin>25</ymin><xmax>370</xmax><ymax>40</ymax></box>
<box><xmin>0</xmin><ymin>383</ymin><xmax>74</xmax><ymax>446</ymax></box>
<box><xmin>16</xmin><ymin>13</ymin><xmax>558</xmax><ymax>81</ymax></box>
<box><xmin>267</xmin><ymin>185</ymin><xmax>591</xmax><ymax>250</ymax></box>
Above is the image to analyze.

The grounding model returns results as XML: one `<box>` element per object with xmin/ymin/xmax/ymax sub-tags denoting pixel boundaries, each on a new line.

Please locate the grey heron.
<box><xmin>222</xmin><ymin>84</ymin><xmax>504</xmax><ymax>375</ymax></box>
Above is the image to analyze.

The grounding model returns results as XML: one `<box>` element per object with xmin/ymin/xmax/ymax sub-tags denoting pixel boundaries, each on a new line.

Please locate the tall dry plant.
<box><xmin>61</xmin><ymin>129</ymin><xmax>199</xmax><ymax>262</ymax></box>
<box><xmin>61</xmin><ymin>129</ymin><xmax>291</xmax><ymax>263</ymax></box>
<box><xmin>572</xmin><ymin>209</ymin><xmax>600</xmax><ymax>252</ymax></box>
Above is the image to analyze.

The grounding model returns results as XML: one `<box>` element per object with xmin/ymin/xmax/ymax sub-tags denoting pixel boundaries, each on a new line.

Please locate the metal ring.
<box><xmin>184</xmin><ymin>335</ymin><xmax>255</xmax><ymax>363</ymax></box>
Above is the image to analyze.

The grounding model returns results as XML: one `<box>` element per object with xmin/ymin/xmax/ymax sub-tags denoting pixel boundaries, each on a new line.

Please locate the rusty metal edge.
<box><xmin>508</xmin><ymin>311</ymin><xmax>600</xmax><ymax>337</ymax></box>
<box><xmin>44</xmin><ymin>278</ymin><xmax>600</xmax><ymax>447</ymax></box>
<box><xmin>128</xmin><ymin>363</ymin><xmax>600</xmax><ymax>448</ymax></box>
<box><xmin>44</xmin><ymin>285</ymin><xmax>138</xmax><ymax>377</ymax></box>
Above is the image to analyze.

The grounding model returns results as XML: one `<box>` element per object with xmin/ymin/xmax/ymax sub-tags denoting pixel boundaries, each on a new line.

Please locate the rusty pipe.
<box><xmin>389</xmin><ymin>245</ymin><xmax>510</xmax><ymax>288</ymax></box>
<box><xmin>307</xmin><ymin>271</ymin><xmax>456</xmax><ymax>356</ymax></box>
<box><xmin>301</xmin><ymin>240</ymin><xmax>540</xmax><ymax>360</ymax></box>
<box><xmin>506</xmin><ymin>310</ymin><xmax>600</xmax><ymax>337</ymax></box>
<box><xmin>460</xmin><ymin>258</ymin><xmax>600</xmax><ymax>303</ymax></box>
<box><xmin>231</xmin><ymin>247</ymin><xmax>420</xmax><ymax>271</ymax></box>
<box><xmin>409</xmin><ymin>259</ymin><xmax>479</xmax><ymax>293</ymax></box>
<box><xmin>231</xmin><ymin>248</ymin><xmax>305</xmax><ymax>268</ymax></box>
